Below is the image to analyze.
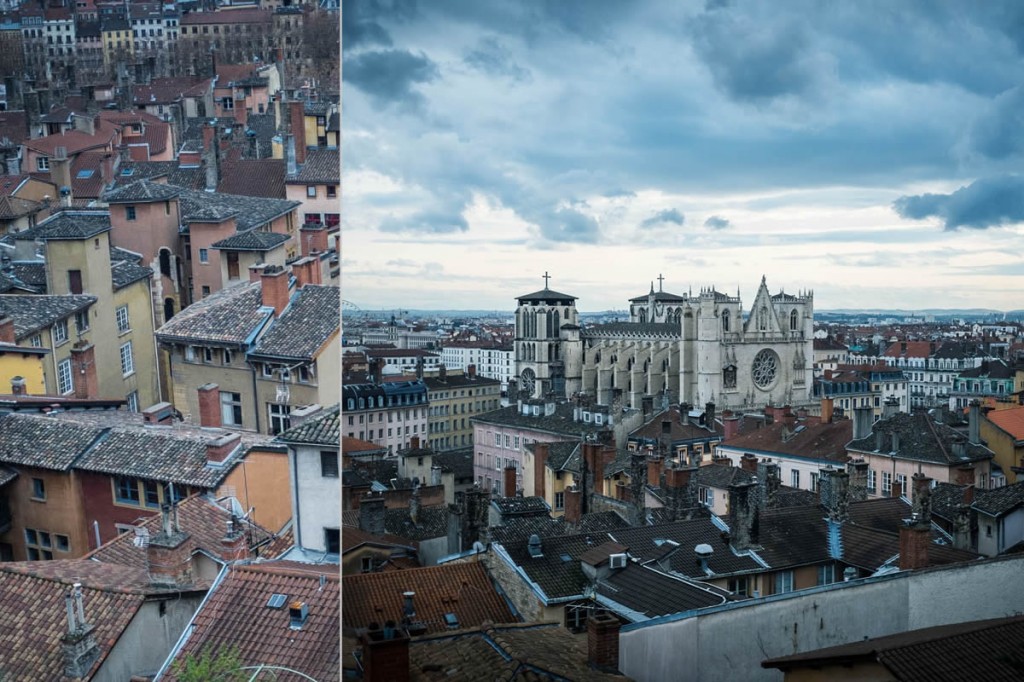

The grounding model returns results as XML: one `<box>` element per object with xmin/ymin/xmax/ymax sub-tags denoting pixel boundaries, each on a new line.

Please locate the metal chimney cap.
<box><xmin>695</xmin><ymin>543</ymin><xmax>713</xmax><ymax>558</ymax></box>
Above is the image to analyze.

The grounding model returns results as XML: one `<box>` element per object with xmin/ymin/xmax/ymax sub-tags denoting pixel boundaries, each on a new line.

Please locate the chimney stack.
<box><xmin>359</xmin><ymin>495</ymin><xmax>386</xmax><ymax>535</ymax></box>
<box><xmin>704</xmin><ymin>401</ymin><xmax>716</xmax><ymax>429</ymax></box>
<box><xmin>818</xmin><ymin>467</ymin><xmax>850</xmax><ymax>523</ymax></box>
<box><xmin>846</xmin><ymin>459</ymin><xmax>869</xmax><ymax>502</ymax></box>
<box><xmin>723</xmin><ymin>411</ymin><xmax>740</xmax><ymax>440</ymax></box>
<box><xmin>968</xmin><ymin>400</ymin><xmax>981</xmax><ymax>445</ymax></box>
<box><xmin>300</xmin><ymin>222</ymin><xmax>328</xmax><ymax>257</ymax></box>
<box><xmin>361</xmin><ymin>622</ymin><xmax>410</xmax><ymax>682</ymax></box>
<box><xmin>220</xmin><ymin>516</ymin><xmax>248</xmax><ymax>562</ymax></box>
<box><xmin>10</xmin><ymin>376</ymin><xmax>25</xmax><ymax>396</ymax></box>
<box><xmin>533</xmin><ymin>443</ymin><xmax>549</xmax><ymax>498</ymax></box>
<box><xmin>646</xmin><ymin>455</ymin><xmax>662</xmax><ymax>487</ymax></box>
<box><xmin>61</xmin><ymin>583</ymin><xmax>100</xmax><ymax>679</ymax></box>
<box><xmin>910</xmin><ymin>472</ymin><xmax>933</xmax><ymax>526</ymax></box>
<box><xmin>147</xmin><ymin>503</ymin><xmax>194</xmax><ymax>586</ymax></box>
<box><xmin>563</xmin><ymin>485</ymin><xmax>582</xmax><ymax>524</ymax></box>
<box><xmin>70</xmin><ymin>342</ymin><xmax>99</xmax><ymax>399</ymax></box>
<box><xmin>142</xmin><ymin>402</ymin><xmax>176</xmax><ymax>425</ymax></box>
<box><xmin>197</xmin><ymin>383</ymin><xmax>221</xmax><ymax>428</ymax></box>
<box><xmin>289</xmin><ymin>100</ymin><xmax>306</xmax><ymax>165</ymax></box>
<box><xmin>899</xmin><ymin>518</ymin><xmax>931</xmax><ymax>571</ymax></box>
<box><xmin>259</xmin><ymin>265</ymin><xmax>291</xmax><ymax>317</ymax></box>
<box><xmin>727</xmin><ymin>481</ymin><xmax>757</xmax><ymax>550</ymax></box>
<box><xmin>291</xmin><ymin>256</ymin><xmax>322</xmax><ymax>289</ymax></box>
<box><xmin>821</xmin><ymin>397</ymin><xmax>834</xmax><ymax>424</ymax></box>
<box><xmin>587</xmin><ymin>610</ymin><xmax>621</xmax><ymax>673</ymax></box>
<box><xmin>852</xmin><ymin>406</ymin><xmax>873</xmax><ymax>440</ymax></box>
<box><xmin>755</xmin><ymin>460</ymin><xmax>780</xmax><ymax>511</ymax></box>
<box><xmin>955</xmin><ymin>464</ymin><xmax>975</xmax><ymax>487</ymax></box>
<box><xmin>503</xmin><ymin>465</ymin><xmax>516</xmax><ymax>498</ymax></box>
<box><xmin>206</xmin><ymin>433</ymin><xmax>241</xmax><ymax>464</ymax></box>
<box><xmin>740</xmin><ymin>454</ymin><xmax>758</xmax><ymax>473</ymax></box>
<box><xmin>891</xmin><ymin>479</ymin><xmax>903</xmax><ymax>500</ymax></box>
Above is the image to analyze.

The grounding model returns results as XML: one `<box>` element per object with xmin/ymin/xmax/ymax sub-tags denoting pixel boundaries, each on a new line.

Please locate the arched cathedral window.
<box><xmin>639</xmin><ymin>309</ymin><xmax>646</xmax><ymax>323</ymax></box>
<box><xmin>758</xmin><ymin>306</ymin><xmax>768</xmax><ymax>331</ymax></box>
<box><xmin>723</xmin><ymin>365</ymin><xmax>737</xmax><ymax>389</ymax></box>
<box><xmin>722</xmin><ymin>309</ymin><xmax>730</xmax><ymax>332</ymax></box>
<box><xmin>790</xmin><ymin>309</ymin><xmax>798</xmax><ymax>331</ymax></box>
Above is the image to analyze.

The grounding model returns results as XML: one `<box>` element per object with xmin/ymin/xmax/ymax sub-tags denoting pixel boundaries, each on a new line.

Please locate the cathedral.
<box><xmin>512</xmin><ymin>274</ymin><xmax>814</xmax><ymax>411</ymax></box>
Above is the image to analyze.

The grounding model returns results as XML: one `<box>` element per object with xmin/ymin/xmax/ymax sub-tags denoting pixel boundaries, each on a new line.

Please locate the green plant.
<box><xmin>170</xmin><ymin>645</ymin><xmax>248</xmax><ymax>682</ymax></box>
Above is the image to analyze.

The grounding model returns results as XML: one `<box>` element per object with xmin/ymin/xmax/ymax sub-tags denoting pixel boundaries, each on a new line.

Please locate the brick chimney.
<box><xmin>899</xmin><ymin>520</ymin><xmax>931</xmax><ymax>571</ymax></box>
<box><xmin>206</xmin><ymin>433</ymin><xmax>241</xmax><ymax>464</ymax></box>
<box><xmin>202</xmin><ymin>121</ymin><xmax>215</xmax><ymax>153</ymax></box>
<box><xmin>756</xmin><ymin>460</ymin><xmax>780</xmax><ymax>511</ymax></box>
<box><xmin>587</xmin><ymin>610</ymin><xmax>621</xmax><ymax>672</ymax></box>
<box><xmin>503</xmin><ymin>465</ymin><xmax>516</xmax><ymax>498</ymax></box>
<box><xmin>50</xmin><ymin>145</ymin><xmax>72</xmax><ymax>196</ymax></box>
<box><xmin>291</xmin><ymin>256</ymin><xmax>321</xmax><ymax>288</ymax></box>
<box><xmin>955</xmin><ymin>464</ymin><xmax>975</xmax><ymax>487</ymax></box>
<box><xmin>818</xmin><ymin>467</ymin><xmax>849</xmax><ymax>523</ymax></box>
<box><xmin>727</xmin><ymin>481</ymin><xmax>757</xmax><ymax>550</ymax></box>
<box><xmin>300</xmin><ymin>222</ymin><xmax>328</xmax><ymax>256</ymax></box>
<box><xmin>10</xmin><ymin>376</ymin><xmax>25</xmax><ymax>395</ymax></box>
<box><xmin>233</xmin><ymin>96</ymin><xmax>247</xmax><ymax>125</ymax></box>
<box><xmin>891</xmin><ymin>479</ymin><xmax>903</xmax><ymax>500</ymax></box>
<box><xmin>410</xmin><ymin>436</ymin><xmax>420</xmax><ymax>450</ymax></box>
<box><xmin>533</xmin><ymin>443</ymin><xmax>549</xmax><ymax>499</ymax></box>
<box><xmin>289</xmin><ymin>100</ymin><xmax>306</xmax><ymax>165</ymax></box>
<box><xmin>197</xmin><ymin>383</ymin><xmax>221</xmax><ymax>428</ymax></box>
<box><xmin>260</xmin><ymin>265</ymin><xmax>291</xmax><ymax>317</ymax></box>
<box><xmin>740</xmin><ymin>453</ymin><xmax>758</xmax><ymax>473</ymax></box>
<box><xmin>0</xmin><ymin>316</ymin><xmax>14</xmax><ymax>344</ymax></box>
<box><xmin>70</xmin><ymin>342</ymin><xmax>99</xmax><ymax>399</ymax></box>
<box><xmin>148</xmin><ymin>503</ymin><xmax>194</xmax><ymax>586</ymax></box>
<box><xmin>142</xmin><ymin>402</ymin><xmax>176</xmax><ymax>425</ymax></box>
<box><xmin>910</xmin><ymin>472</ymin><xmax>933</xmax><ymax>525</ymax></box>
<box><xmin>646</xmin><ymin>455</ymin><xmax>662</xmax><ymax>487</ymax></box>
<box><xmin>220</xmin><ymin>516</ymin><xmax>248</xmax><ymax>562</ymax></box>
<box><xmin>249</xmin><ymin>263</ymin><xmax>266</xmax><ymax>283</ymax></box>
<box><xmin>846</xmin><ymin>459</ymin><xmax>869</xmax><ymax>502</ymax></box>
<box><xmin>361</xmin><ymin>623</ymin><xmax>410</xmax><ymax>682</ymax></box>
<box><xmin>467</xmin><ymin>364</ymin><xmax>477</xmax><ymax>379</ymax></box>
<box><xmin>563</xmin><ymin>485</ymin><xmax>582</xmax><ymax>524</ymax></box>
<box><xmin>821</xmin><ymin>397</ymin><xmax>834</xmax><ymax>424</ymax></box>
<box><xmin>723</xmin><ymin>412</ymin><xmax>740</xmax><ymax>440</ymax></box>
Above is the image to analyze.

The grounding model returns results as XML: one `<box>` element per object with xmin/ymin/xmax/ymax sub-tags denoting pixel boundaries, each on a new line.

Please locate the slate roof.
<box><xmin>721</xmin><ymin>417</ymin><xmax>852</xmax><ymax>463</ymax></box>
<box><xmin>155</xmin><ymin>281</ymin><xmax>270</xmax><ymax>346</ymax></box>
<box><xmin>86</xmin><ymin>495</ymin><xmax>275</xmax><ymax>567</ymax></box>
<box><xmin>431</xmin><ymin>448</ymin><xmax>474</xmax><ymax>480</ymax></box>
<box><xmin>163</xmin><ymin>562</ymin><xmax>340</xmax><ymax>682</ymax></box>
<box><xmin>423</xmin><ymin>373</ymin><xmax>501</xmax><ymax>391</ymax></box>
<box><xmin>403</xmin><ymin>623</ymin><xmax>629</xmax><ymax>681</ymax></box>
<box><xmin>492</xmin><ymin>496</ymin><xmax>550</xmax><ymax>516</ymax></box>
<box><xmin>0</xmin><ymin>195</ymin><xmax>41</xmax><ymax>219</ymax></box>
<box><xmin>958</xmin><ymin>359</ymin><xmax>1014</xmax><ymax>380</ymax></box>
<box><xmin>515</xmin><ymin>287</ymin><xmax>576</xmax><ymax>302</ymax></box>
<box><xmin>0</xmin><ymin>295</ymin><xmax>96</xmax><ymax>338</ymax></box>
<box><xmin>0</xmin><ymin>413</ymin><xmax>105</xmax><ymax>470</ymax></box>
<box><xmin>755</xmin><ymin>505</ymin><xmax>832</xmax><ymax>569</ymax></box>
<box><xmin>629</xmin><ymin>288</ymin><xmax>687</xmax><ymax>302</ymax></box>
<box><xmin>973</xmin><ymin>481</ymin><xmax>1024</xmax><ymax>516</ymax></box>
<box><xmin>763</xmin><ymin>615</ymin><xmax>1024</xmax><ymax>682</ymax></box>
<box><xmin>0</xmin><ymin>561</ymin><xmax>163</xmax><ymax>680</ymax></box>
<box><xmin>498</xmin><ymin>532</ymin><xmax>595</xmax><ymax>601</ymax></box>
<box><xmin>488</xmin><ymin>510</ymin><xmax>630</xmax><ymax>545</ymax></box>
<box><xmin>291</xmin><ymin>148</ymin><xmax>339</xmax><ymax>184</ymax></box>
<box><xmin>177</xmin><ymin>186</ymin><xmax>299</xmax><ymax>232</ymax></box>
<box><xmin>473</xmin><ymin>403</ymin><xmax>609</xmax><ymax>438</ymax></box>
<box><xmin>630</xmin><ymin>406</ymin><xmax>724</xmax><ymax>442</ymax></box>
<box><xmin>110</xmin><ymin>259</ymin><xmax>152</xmax><ymax>290</ymax></box>
<box><xmin>249</xmin><ymin>285</ymin><xmax>340</xmax><ymax>360</ymax></box>
<box><xmin>131</xmin><ymin>76</ymin><xmax>210</xmax><ymax>105</ymax></box>
<box><xmin>595</xmin><ymin>562</ymin><xmax>728</xmax><ymax>619</ymax></box>
<box><xmin>276</xmin><ymin>406</ymin><xmax>338</xmax><ymax>446</ymax></box>
<box><xmin>0</xmin><ymin>264</ymin><xmax>45</xmax><ymax>294</ymax></box>
<box><xmin>929</xmin><ymin>483</ymin><xmax>970</xmax><ymax>522</ymax></box>
<box><xmin>102</xmin><ymin>178</ymin><xmax>181</xmax><ymax>203</ymax></box>
<box><xmin>343</xmin><ymin>562</ymin><xmax>516</xmax><ymax>635</ymax></box>
<box><xmin>611</xmin><ymin>519</ymin><xmax>764</xmax><ymax>578</ymax></box>
<box><xmin>211</xmin><ymin>229</ymin><xmax>290</xmax><ymax>251</ymax></box>
<box><xmin>13</xmin><ymin>209</ymin><xmax>111</xmax><ymax>240</ymax></box>
<box><xmin>380</xmin><ymin>506</ymin><xmax>449</xmax><ymax>541</ymax></box>
<box><xmin>847</xmin><ymin>412</ymin><xmax>993</xmax><ymax>465</ymax></box>
<box><xmin>694</xmin><ymin>464</ymin><xmax>756</xmax><ymax>489</ymax></box>
<box><xmin>112</xmin><ymin>160</ymin><xmax>205</xmax><ymax>190</ymax></box>
<box><xmin>531</xmin><ymin>440</ymin><xmax>579</xmax><ymax>472</ymax></box>
<box><xmin>583</xmin><ymin>322</ymin><xmax>681</xmax><ymax>339</ymax></box>
<box><xmin>0</xmin><ymin>464</ymin><xmax>18</xmax><ymax>486</ymax></box>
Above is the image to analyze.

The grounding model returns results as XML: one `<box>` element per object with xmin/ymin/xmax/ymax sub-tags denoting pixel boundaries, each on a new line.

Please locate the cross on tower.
<box><xmin>657</xmin><ymin>274</ymin><xmax>664</xmax><ymax>292</ymax></box>
<box><xmin>543</xmin><ymin>271</ymin><xmax>551</xmax><ymax>288</ymax></box>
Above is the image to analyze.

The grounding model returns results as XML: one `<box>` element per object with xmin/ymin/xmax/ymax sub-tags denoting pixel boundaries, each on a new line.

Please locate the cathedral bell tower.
<box><xmin>513</xmin><ymin>273</ymin><xmax>579</xmax><ymax>399</ymax></box>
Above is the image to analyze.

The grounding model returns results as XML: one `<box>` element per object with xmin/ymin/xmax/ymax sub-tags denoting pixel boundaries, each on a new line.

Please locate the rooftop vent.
<box><xmin>266</xmin><ymin>593</ymin><xmax>287</xmax><ymax>609</ymax></box>
<box><xmin>695</xmin><ymin>543</ymin><xmax>713</xmax><ymax>574</ymax></box>
<box><xmin>609</xmin><ymin>553</ymin><xmax>627</xmax><ymax>569</ymax></box>
<box><xmin>288</xmin><ymin>601</ymin><xmax>308</xmax><ymax>629</ymax></box>
<box><xmin>527</xmin><ymin>534</ymin><xmax>543</xmax><ymax>558</ymax></box>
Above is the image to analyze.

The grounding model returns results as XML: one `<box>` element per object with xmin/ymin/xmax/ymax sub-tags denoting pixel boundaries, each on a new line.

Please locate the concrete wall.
<box><xmin>293</xmin><ymin>443</ymin><xmax>340</xmax><ymax>553</ymax></box>
<box><xmin>217</xmin><ymin>447</ymin><xmax>290</xmax><ymax>534</ymax></box>
<box><xmin>619</xmin><ymin>554</ymin><xmax>1024</xmax><ymax>682</ymax></box>
<box><xmin>418</xmin><ymin>536</ymin><xmax>449</xmax><ymax>567</ymax></box>
<box><xmin>96</xmin><ymin>594</ymin><xmax>205</xmax><ymax>682</ymax></box>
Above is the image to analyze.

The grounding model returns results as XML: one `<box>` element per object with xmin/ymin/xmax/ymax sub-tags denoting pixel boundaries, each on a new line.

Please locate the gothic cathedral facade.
<box><xmin>513</xmin><ymin>276</ymin><xmax>814</xmax><ymax>411</ymax></box>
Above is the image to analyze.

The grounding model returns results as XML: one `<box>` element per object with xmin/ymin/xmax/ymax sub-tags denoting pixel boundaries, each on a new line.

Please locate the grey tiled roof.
<box><xmin>110</xmin><ymin>246</ymin><xmax>142</xmax><ymax>264</ymax></box>
<box><xmin>382</xmin><ymin>505</ymin><xmax>449</xmax><ymax>541</ymax></box>
<box><xmin>211</xmin><ymin>230</ymin><xmax>290</xmax><ymax>251</ymax></box>
<box><xmin>155</xmin><ymin>282</ymin><xmax>270</xmax><ymax>346</ymax></box>
<box><xmin>249</xmin><ymin>285</ymin><xmax>339</xmax><ymax>361</ymax></box>
<box><xmin>0</xmin><ymin>295</ymin><xmax>95</xmax><ymax>339</ymax></box>
<box><xmin>472</xmin><ymin>403</ymin><xmax>609</xmax><ymax>439</ymax></box>
<box><xmin>488</xmin><ymin>511</ymin><xmax>629</xmax><ymax>545</ymax></box>
<box><xmin>974</xmin><ymin>481</ymin><xmax>1024</xmax><ymax>516</ymax></box>
<box><xmin>0</xmin><ymin>413</ymin><xmax>106</xmax><ymax>471</ymax></box>
<box><xmin>492</xmin><ymin>496</ymin><xmax>549</xmax><ymax>516</ymax></box>
<box><xmin>694</xmin><ymin>465</ymin><xmax>756</xmax><ymax>489</ymax></box>
<box><xmin>112</xmin><ymin>161</ymin><xmax>205</xmax><ymax>191</ymax></box>
<box><xmin>291</xmin><ymin>148</ymin><xmax>339</xmax><ymax>184</ymax></box>
<box><xmin>497</xmin><ymin>532</ymin><xmax>594</xmax><ymax>600</ymax></box>
<box><xmin>582</xmin><ymin>322</ymin><xmax>680</xmax><ymax>339</ymax></box>
<box><xmin>847</xmin><ymin>411</ymin><xmax>992</xmax><ymax>465</ymax></box>
<box><xmin>628</xmin><ymin>290</ymin><xmax>687</xmax><ymax>302</ymax></box>
<box><xmin>73</xmin><ymin>429</ymin><xmax>240</xmax><ymax>488</ymax></box>
<box><xmin>423</xmin><ymin>374</ymin><xmax>501</xmax><ymax>391</ymax></box>
<box><xmin>13</xmin><ymin>210</ymin><xmax>111</xmax><ymax>241</ymax></box>
<box><xmin>275</xmin><ymin>406</ymin><xmax>338</xmax><ymax>446</ymax></box>
<box><xmin>102</xmin><ymin>179</ymin><xmax>181</xmax><ymax>203</ymax></box>
<box><xmin>110</xmin><ymin>260</ymin><xmax>152</xmax><ymax>290</ymax></box>
<box><xmin>596</xmin><ymin>563</ymin><xmax>728</xmax><ymax>619</ymax></box>
<box><xmin>177</xmin><ymin>187</ymin><xmax>299</xmax><ymax>232</ymax></box>
<box><xmin>0</xmin><ymin>464</ymin><xmax>16</xmax><ymax>486</ymax></box>
<box><xmin>431</xmin><ymin>448</ymin><xmax>474</xmax><ymax>479</ymax></box>
<box><xmin>610</xmin><ymin>519</ymin><xmax>764</xmax><ymax>578</ymax></box>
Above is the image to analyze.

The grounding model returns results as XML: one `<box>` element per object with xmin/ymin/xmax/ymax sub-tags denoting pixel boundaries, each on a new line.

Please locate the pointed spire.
<box><xmin>650</xmin><ymin>281</ymin><xmax>655</xmax><ymax>294</ymax></box>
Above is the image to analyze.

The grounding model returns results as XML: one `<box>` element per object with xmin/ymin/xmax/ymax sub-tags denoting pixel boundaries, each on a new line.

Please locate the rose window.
<box><xmin>752</xmin><ymin>349</ymin><xmax>779</xmax><ymax>389</ymax></box>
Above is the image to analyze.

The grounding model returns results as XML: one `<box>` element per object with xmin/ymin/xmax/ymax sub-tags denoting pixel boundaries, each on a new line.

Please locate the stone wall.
<box><xmin>483</xmin><ymin>547</ymin><xmax>545</xmax><ymax>622</ymax></box>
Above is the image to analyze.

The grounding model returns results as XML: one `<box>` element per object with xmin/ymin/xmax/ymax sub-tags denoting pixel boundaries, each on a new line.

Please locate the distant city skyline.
<box><xmin>343</xmin><ymin>2</ymin><xmax>1024</xmax><ymax>312</ymax></box>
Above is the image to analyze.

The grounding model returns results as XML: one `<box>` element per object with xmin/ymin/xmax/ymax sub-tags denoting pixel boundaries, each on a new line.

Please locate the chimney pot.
<box><xmin>197</xmin><ymin>383</ymin><xmax>221</xmax><ymax>428</ymax></box>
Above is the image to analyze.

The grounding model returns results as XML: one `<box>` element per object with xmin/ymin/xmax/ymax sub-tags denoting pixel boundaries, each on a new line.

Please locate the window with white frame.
<box><xmin>867</xmin><ymin>468</ymin><xmax>877</xmax><ymax>494</ymax></box>
<box><xmin>896</xmin><ymin>473</ymin><xmax>907</xmax><ymax>496</ymax></box>
<box><xmin>220</xmin><ymin>391</ymin><xmax>242</xmax><ymax>426</ymax></box>
<box><xmin>818</xmin><ymin>563</ymin><xmax>836</xmax><ymax>585</ymax></box>
<box><xmin>554</xmin><ymin>492</ymin><xmax>564</xmax><ymax>510</ymax></box>
<box><xmin>699</xmin><ymin>486</ymin><xmax>714</xmax><ymax>507</ymax></box>
<box><xmin>882</xmin><ymin>471</ymin><xmax>892</xmax><ymax>497</ymax></box>
<box><xmin>126</xmin><ymin>391</ymin><xmax>139</xmax><ymax>413</ymax></box>
<box><xmin>53</xmin><ymin>319</ymin><xmax>68</xmax><ymax>345</ymax></box>
<box><xmin>57</xmin><ymin>358</ymin><xmax>73</xmax><ymax>395</ymax></box>
<box><xmin>30</xmin><ymin>334</ymin><xmax>42</xmax><ymax>348</ymax></box>
<box><xmin>268</xmin><ymin>403</ymin><xmax>291</xmax><ymax>435</ymax></box>
<box><xmin>494</xmin><ymin>433</ymin><xmax>501</xmax><ymax>447</ymax></box>
<box><xmin>115</xmin><ymin>305</ymin><xmax>130</xmax><ymax>333</ymax></box>
<box><xmin>774</xmin><ymin>570</ymin><xmax>794</xmax><ymax>594</ymax></box>
<box><xmin>791</xmin><ymin>469</ymin><xmax>800</xmax><ymax>488</ymax></box>
<box><xmin>119</xmin><ymin>341</ymin><xmax>134</xmax><ymax>376</ymax></box>
<box><xmin>809</xmin><ymin>471</ymin><xmax>819</xmax><ymax>493</ymax></box>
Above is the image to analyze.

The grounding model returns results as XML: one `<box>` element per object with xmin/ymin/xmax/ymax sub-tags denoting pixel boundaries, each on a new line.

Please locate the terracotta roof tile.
<box><xmin>986</xmin><ymin>405</ymin><xmax>1024</xmax><ymax>439</ymax></box>
<box><xmin>0</xmin><ymin>293</ymin><xmax>95</xmax><ymax>340</ymax></box>
<box><xmin>291</xmin><ymin>148</ymin><xmax>338</xmax><ymax>185</ymax></box>
<box><xmin>218</xmin><ymin>158</ymin><xmax>287</xmax><ymax>198</ymax></box>
<box><xmin>164</xmin><ymin>561</ymin><xmax>339</xmax><ymax>682</ymax></box>
<box><xmin>342</xmin><ymin>562</ymin><xmax>516</xmax><ymax>635</ymax></box>
<box><xmin>277</xmin><ymin>406</ymin><xmax>338</xmax><ymax>446</ymax></box>
<box><xmin>0</xmin><ymin>413</ymin><xmax>105</xmax><ymax>470</ymax></box>
<box><xmin>249</xmin><ymin>285</ymin><xmax>340</xmax><ymax>361</ymax></box>
<box><xmin>723</xmin><ymin>417</ymin><xmax>852</xmax><ymax>463</ymax></box>
<box><xmin>155</xmin><ymin>281</ymin><xmax>271</xmax><ymax>346</ymax></box>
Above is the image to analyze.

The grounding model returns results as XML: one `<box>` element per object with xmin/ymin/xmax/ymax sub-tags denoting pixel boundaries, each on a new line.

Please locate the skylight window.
<box><xmin>120</xmin><ymin>168</ymin><xmax>134</xmax><ymax>177</ymax></box>
<box><xmin>444</xmin><ymin>613</ymin><xmax>459</xmax><ymax>628</ymax></box>
<box><xmin>560</xmin><ymin>553</ymin><xmax>572</xmax><ymax>562</ymax></box>
<box><xmin>76</xmin><ymin>169</ymin><xmax>94</xmax><ymax>179</ymax></box>
<box><xmin>266</xmin><ymin>593</ymin><xmax>287</xmax><ymax>609</ymax></box>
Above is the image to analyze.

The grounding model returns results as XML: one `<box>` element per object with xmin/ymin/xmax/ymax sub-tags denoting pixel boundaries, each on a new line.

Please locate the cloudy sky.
<box><xmin>343</xmin><ymin>1</ymin><xmax>1024</xmax><ymax>313</ymax></box>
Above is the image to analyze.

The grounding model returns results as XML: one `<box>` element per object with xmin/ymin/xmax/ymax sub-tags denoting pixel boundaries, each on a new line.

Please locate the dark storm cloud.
<box><xmin>704</xmin><ymin>216</ymin><xmax>730</xmax><ymax>230</ymax></box>
<box><xmin>965</xmin><ymin>86</ymin><xmax>1024</xmax><ymax>160</ymax></box>
<box><xmin>464</xmin><ymin>37</ymin><xmax>531</xmax><ymax>82</ymax></box>
<box><xmin>344</xmin><ymin>49</ymin><xmax>439</xmax><ymax>109</ymax></box>
<box><xmin>341</xmin><ymin>0</ymin><xmax>417</xmax><ymax>52</ymax></box>
<box><xmin>640</xmin><ymin>209</ymin><xmax>685</xmax><ymax>229</ymax></box>
<box><xmin>893</xmin><ymin>175</ymin><xmax>1024</xmax><ymax>230</ymax></box>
